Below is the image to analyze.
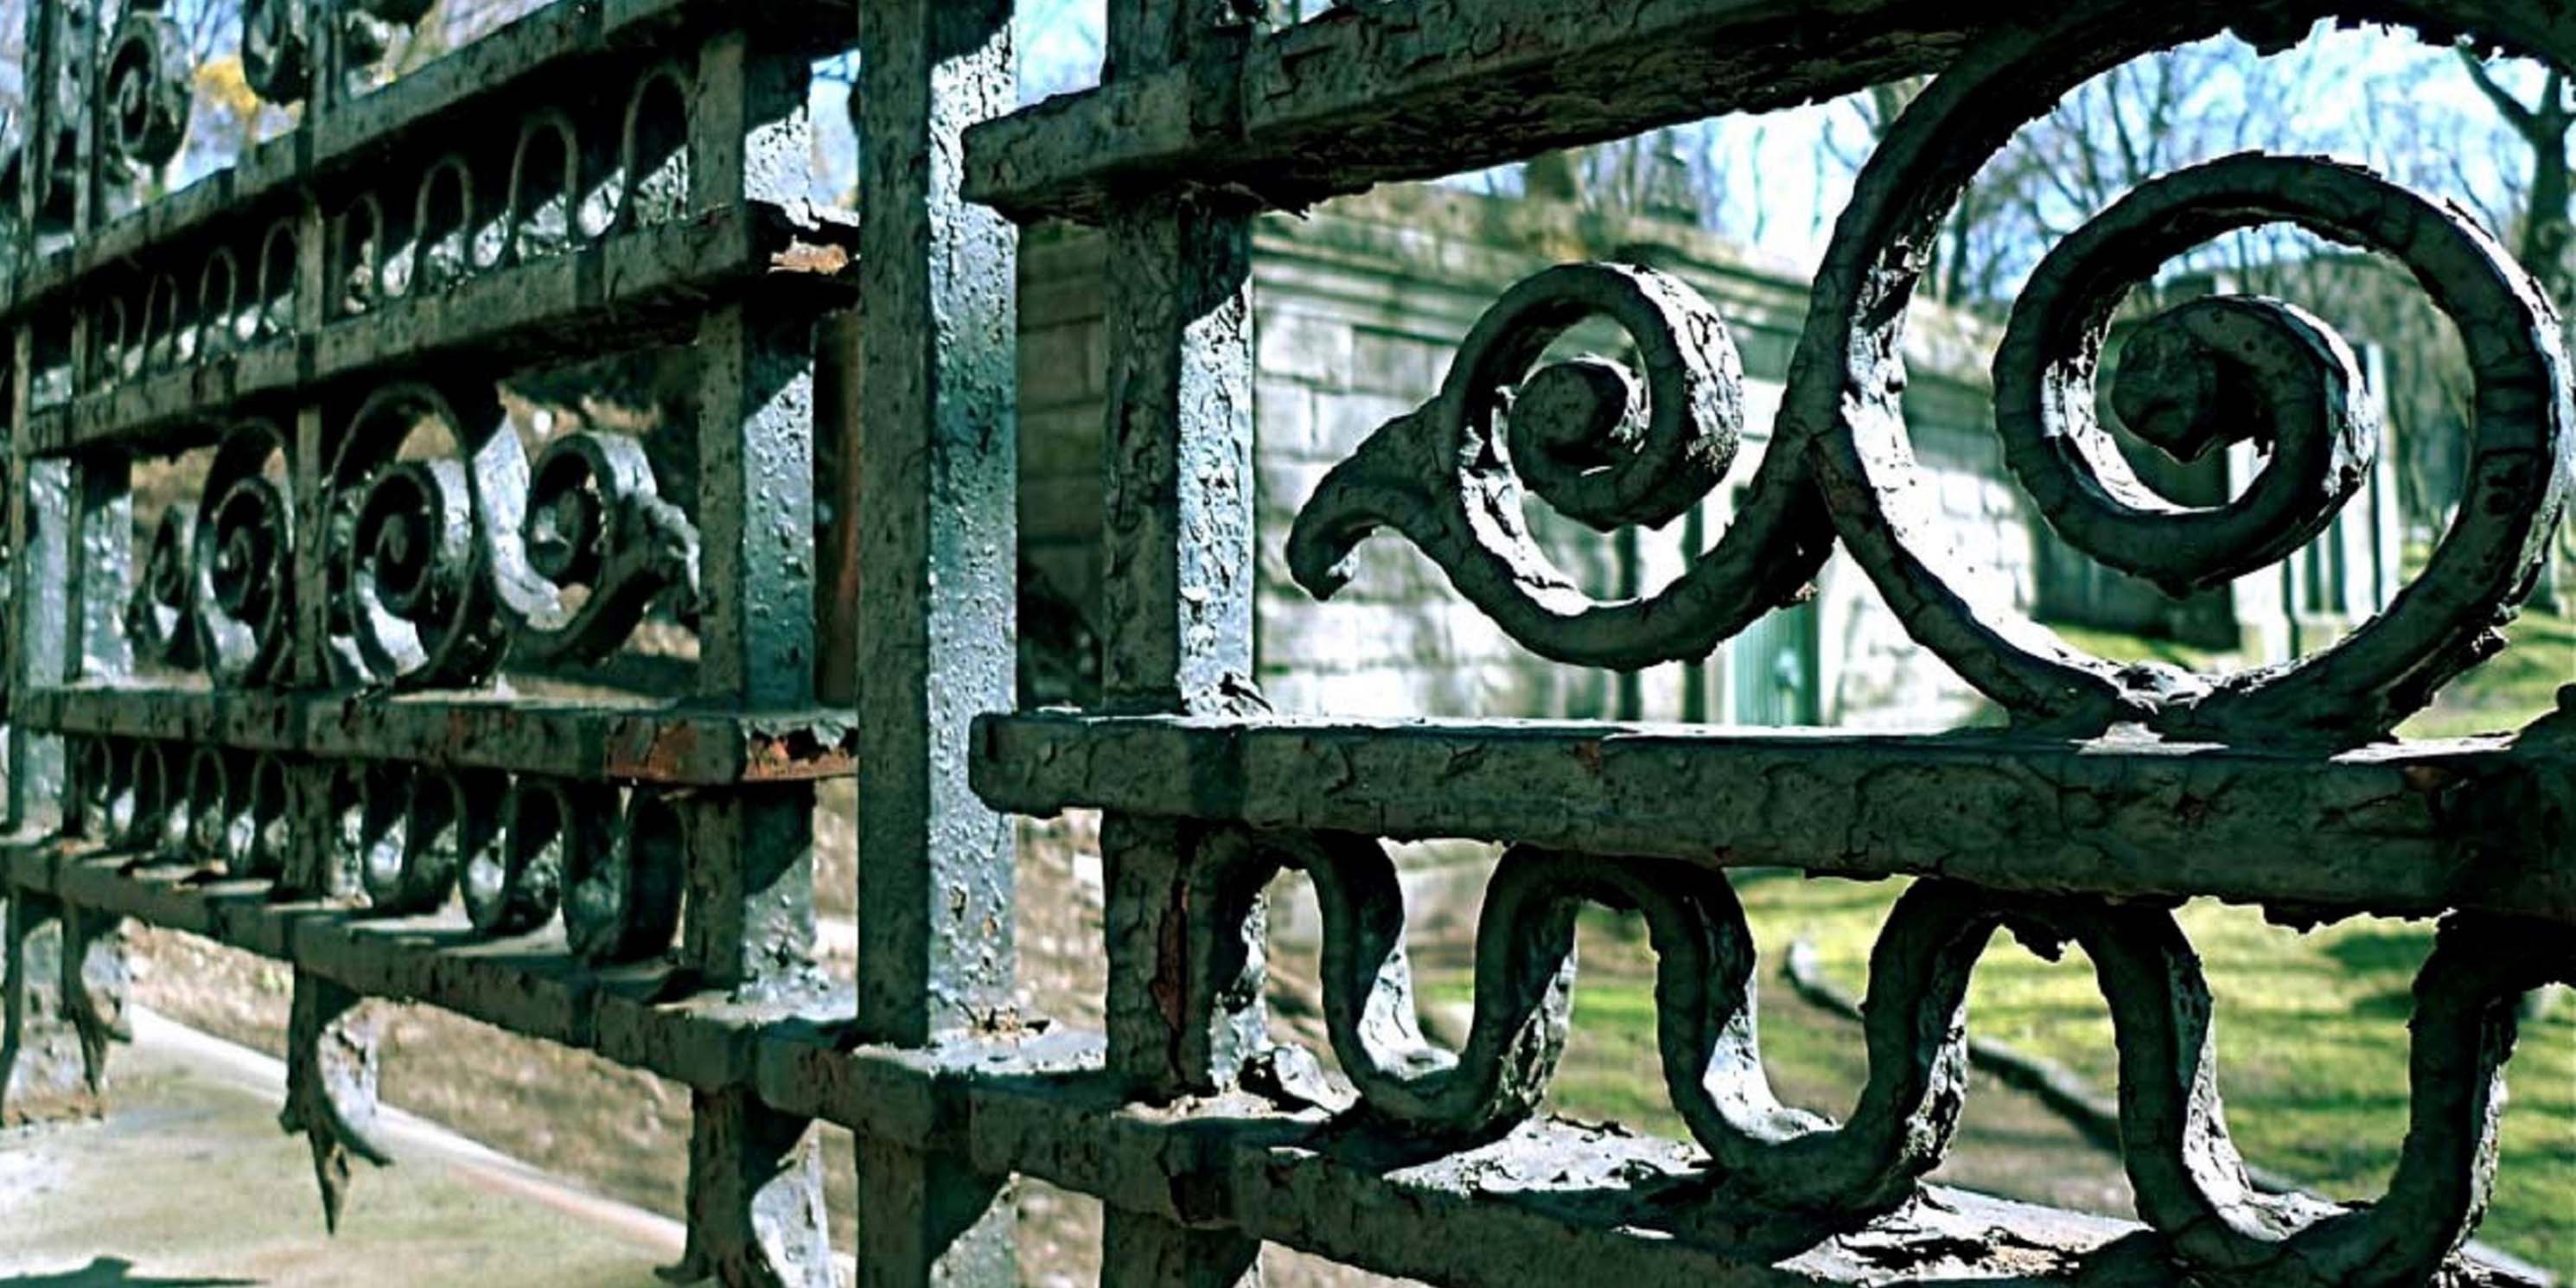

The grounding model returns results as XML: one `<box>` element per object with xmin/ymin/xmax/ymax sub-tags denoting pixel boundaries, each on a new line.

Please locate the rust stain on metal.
<box><xmin>771</xmin><ymin>240</ymin><xmax>852</xmax><ymax>276</ymax></box>
<box><xmin>610</xmin><ymin>721</ymin><xmax>711</xmax><ymax>777</ymax></box>
<box><xmin>742</xmin><ymin>722</ymin><xmax>859</xmax><ymax>781</ymax></box>
<box><xmin>2402</xmin><ymin>764</ymin><xmax>2458</xmax><ymax>793</ymax></box>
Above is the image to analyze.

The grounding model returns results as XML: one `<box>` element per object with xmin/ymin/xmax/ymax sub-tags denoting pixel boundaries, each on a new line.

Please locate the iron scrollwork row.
<box><xmin>1290</xmin><ymin>10</ymin><xmax>2573</xmax><ymax>749</ymax></box>
<box><xmin>1262</xmin><ymin>5</ymin><xmax>2576</xmax><ymax>1279</ymax></box>
<box><xmin>2</xmin><ymin>0</ymin><xmax>190</xmax><ymax>228</ymax></box>
<box><xmin>3</xmin><ymin>0</ymin><xmax>461</xmax><ymax>234</ymax></box>
<box><xmin>126</xmin><ymin>382</ymin><xmax>698</xmax><ymax>690</ymax></box>
<box><xmin>61</xmin><ymin>61</ymin><xmax>694</xmax><ymax>404</ymax></box>
<box><xmin>70</xmin><ymin>735</ymin><xmax>683</xmax><ymax>966</ymax></box>
<box><xmin>1210</xmin><ymin>827</ymin><xmax>2573</xmax><ymax>1288</ymax></box>
<box><xmin>324</xmin><ymin>65</ymin><xmax>693</xmax><ymax>321</ymax></box>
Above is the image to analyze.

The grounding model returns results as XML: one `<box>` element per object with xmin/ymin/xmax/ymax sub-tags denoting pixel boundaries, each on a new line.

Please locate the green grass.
<box><xmin>2398</xmin><ymin>603</ymin><xmax>2573</xmax><ymax>739</ymax></box>
<box><xmin>2045</xmin><ymin>603</ymin><xmax>2569</xmax><ymax>741</ymax></box>
<box><xmin>2045</xmin><ymin>622</ymin><xmax>2233</xmax><ymax>673</ymax></box>
<box><xmin>1425</xmin><ymin>886</ymin><xmax>2575</xmax><ymax>1278</ymax></box>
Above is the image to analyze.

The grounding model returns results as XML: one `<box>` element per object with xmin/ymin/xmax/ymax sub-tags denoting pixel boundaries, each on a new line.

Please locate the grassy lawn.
<box><xmin>2397</xmin><ymin>602</ymin><xmax>2574</xmax><ymax>739</ymax></box>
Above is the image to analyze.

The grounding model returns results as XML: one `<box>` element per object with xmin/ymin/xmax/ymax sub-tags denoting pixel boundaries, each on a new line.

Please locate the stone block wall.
<box><xmin>1017</xmin><ymin>185</ymin><xmax>2040</xmax><ymax>730</ymax></box>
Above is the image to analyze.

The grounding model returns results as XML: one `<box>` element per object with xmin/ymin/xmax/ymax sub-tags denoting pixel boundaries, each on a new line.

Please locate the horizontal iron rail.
<box><xmin>19</xmin><ymin>685</ymin><xmax>857</xmax><ymax>784</ymax></box>
<box><xmin>16</xmin><ymin>838</ymin><xmax>2528</xmax><ymax>1288</ymax></box>
<box><xmin>962</xmin><ymin>0</ymin><xmax>2576</xmax><ymax>224</ymax></box>
<box><xmin>965</xmin><ymin>0</ymin><xmax>1980</xmax><ymax>221</ymax></box>
<box><xmin>971</xmin><ymin>712</ymin><xmax>2576</xmax><ymax>926</ymax></box>
<box><xmin>22</xmin><ymin>201</ymin><xmax>856</xmax><ymax>456</ymax></box>
<box><xmin>0</xmin><ymin>0</ymin><xmax>852</xmax><ymax>316</ymax></box>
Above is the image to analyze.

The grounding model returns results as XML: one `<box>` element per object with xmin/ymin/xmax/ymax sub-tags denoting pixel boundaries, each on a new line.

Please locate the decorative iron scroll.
<box><xmin>71</xmin><ymin>736</ymin><xmax>680</xmax><ymax>966</ymax></box>
<box><xmin>1293</xmin><ymin>31</ymin><xmax>2573</xmax><ymax>749</ymax></box>
<box><xmin>1204</xmin><ymin>823</ymin><xmax>2574</xmax><ymax>1286</ymax></box>
<box><xmin>1287</xmin><ymin>262</ymin><xmax>1827</xmax><ymax>670</ymax></box>
<box><xmin>1</xmin><ymin>0</ymin><xmax>188</xmax><ymax>227</ymax></box>
<box><xmin>1</xmin><ymin>0</ymin><xmax>842</xmax><ymax>1276</ymax></box>
<box><xmin>117</xmin><ymin>383</ymin><xmax>700</xmax><ymax>691</ymax></box>
<box><xmin>61</xmin><ymin>60</ymin><xmax>694</xmax><ymax>403</ymax></box>
<box><xmin>1249</xmin><ymin>3</ymin><xmax>2574</xmax><ymax>1284</ymax></box>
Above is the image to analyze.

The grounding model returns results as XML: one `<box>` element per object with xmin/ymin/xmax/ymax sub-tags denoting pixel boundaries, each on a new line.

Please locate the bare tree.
<box><xmin>2458</xmin><ymin>50</ymin><xmax>2574</xmax><ymax>308</ymax></box>
<box><xmin>2457</xmin><ymin>48</ymin><xmax>2574</xmax><ymax>606</ymax></box>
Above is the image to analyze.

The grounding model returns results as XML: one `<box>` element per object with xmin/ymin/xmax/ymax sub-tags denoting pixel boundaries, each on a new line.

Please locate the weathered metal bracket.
<box><xmin>0</xmin><ymin>892</ymin><xmax>126</xmax><ymax>1123</ymax></box>
<box><xmin>659</xmin><ymin>1087</ymin><xmax>832</xmax><ymax>1288</ymax></box>
<box><xmin>277</xmin><ymin>970</ymin><xmax>392</xmax><ymax>1234</ymax></box>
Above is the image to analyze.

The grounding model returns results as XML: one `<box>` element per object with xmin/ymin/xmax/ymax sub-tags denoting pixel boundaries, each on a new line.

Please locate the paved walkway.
<box><xmin>0</xmin><ymin>1011</ymin><xmax>685</xmax><ymax>1288</ymax></box>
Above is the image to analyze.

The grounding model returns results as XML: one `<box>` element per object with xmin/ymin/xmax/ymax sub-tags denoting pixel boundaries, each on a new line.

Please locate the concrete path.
<box><xmin>0</xmin><ymin>1010</ymin><xmax>686</xmax><ymax>1287</ymax></box>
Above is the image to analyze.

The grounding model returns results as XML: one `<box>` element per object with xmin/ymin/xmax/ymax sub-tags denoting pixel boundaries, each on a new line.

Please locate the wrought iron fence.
<box><xmin>1</xmin><ymin>2</ymin><xmax>2570</xmax><ymax>1287</ymax></box>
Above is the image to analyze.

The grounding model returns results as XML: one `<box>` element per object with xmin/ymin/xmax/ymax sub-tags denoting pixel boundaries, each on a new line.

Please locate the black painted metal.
<box><xmin>0</xmin><ymin>3</ymin><xmax>2570</xmax><ymax>1288</ymax></box>
<box><xmin>0</xmin><ymin>1</ymin><xmax>861</xmax><ymax>1281</ymax></box>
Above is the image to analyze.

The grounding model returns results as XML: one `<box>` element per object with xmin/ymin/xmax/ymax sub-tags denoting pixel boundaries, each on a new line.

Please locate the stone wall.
<box><xmin>1018</xmin><ymin>184</ymin><xmax>2036</xmax><ymax>730</ymax></box>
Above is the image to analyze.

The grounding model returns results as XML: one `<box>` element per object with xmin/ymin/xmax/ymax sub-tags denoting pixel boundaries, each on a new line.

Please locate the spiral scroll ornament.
<box><xmin>1287</xmin><ymin>263</ymin><xmax>1828</xmax><ymax>670</ymax></box>
<box><xmin>1783</xmin><ymin>4</ymin><xmax>2572</xmax><ymax>744</ymax></box>
<box><xmin>490</xmin><ymin>430</ymin><xmax>699</xmax><ymax>665</ymax></box>
<box><xmin>328</xmin><ymin>385</ymin><xmax>513</xmax><ymax>690</ymax></box>
<box><xmin>345</xmin><ymin>458</ymin><xmax>494</xmax><ymax>679</ymax></box>
<box><xmin>194</xmin><ymin>423</ymin><xmax>297</xmax><ymax>687</ymax></box>
<box><xmin>241</xmin><ymin>0</ymin><xmax>309</xmax><ymax>104</ymax></box>
<box><xmin>1290</xmin><ymin>5</ymin><xmax>2571</xmax><ymax>743</ymax></box>
<box><xmin>1968</xmin><ymin>154</ymin><xmax>2562</xmax><ymax>740</ymax></box>
<box><xmin>2004</xmin><ymin>291</ymin><xmax>2377</xmax><ymax>599</ymax></box>
<box><xmin>102</xmin><ymin>7</ymin><xmax>190</xmax><ymax>170</ymax></box>
<box><xmin>126</xmin><ymin>504</ymin><xmax>200</xmax><ymax>669</ymax></box>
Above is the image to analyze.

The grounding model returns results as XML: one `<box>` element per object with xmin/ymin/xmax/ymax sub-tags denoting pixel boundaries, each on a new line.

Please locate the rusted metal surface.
<box><xmin>2</xmin><ymin>0</ymin><xmax>848</xmax><ymax>1278</ymax></box>
<box><xmin>21</xmin><ymin>687</ymin><xmax>861</xmax><ymax>784</ymax></box>
<box><xmin>973</xmin><ymin>712</ymin><xmax>2576</xmax><ymax>926</ymax></box>
<box><xmin>278</xmin><ymin>970</ymin><xmax>393</xmax><ymax>1234</ymax></box>
<box><xmin>3</xmin><ymin>1</ymin><xmax>2572</xmax><ymax>1286</ymax></box>
<box><xmin>0</xmin><ymin>893</ymin><xmax>108</xmax><ymax>1124</ymax></box>
<box><xmin>1094</xmin><ymin>3</ymin><xmax>1272</xmax><ymax>1282</ymax></box>
<box><xmin>846</xmin><ymin>3</ymin><xmax>1022</xmax><ymax>1283</ymax></box>
<box><xmin>963</xmin><ymin>0</ymin><xmax>2576</xmax><ymax>224</ymax></box>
